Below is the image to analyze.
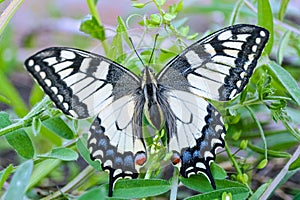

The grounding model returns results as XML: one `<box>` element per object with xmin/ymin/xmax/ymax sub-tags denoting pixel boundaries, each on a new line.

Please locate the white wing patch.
<box><xmin>157</xmin><ymin>24</ymin><xmax>269</xmax><ymax>101</ymax></box>
<box><xmin>25</xmin><ymin>24</ymin><xmax>269</xmax><ymax>197</ymax></box>
<box><xmin>185</xmin><ymin>51</ymin><xmax>204</xmax><ymax>68</ymax></box>
<box><xmin>167</xmin><ymin>90</ymin><xmax>208</xmax><ymax>152</ymax></box>
<box><xmin>25</xmin><ymin>47</ymin><xmax>140</xmax><ymax>119</ymax></box>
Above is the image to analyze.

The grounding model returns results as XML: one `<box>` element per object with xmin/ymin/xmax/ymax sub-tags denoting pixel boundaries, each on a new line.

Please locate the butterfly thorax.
<box><xmin>142</xmin><ymin>67</ymin><xmax>164</xmax><ymax>130</ymax></box>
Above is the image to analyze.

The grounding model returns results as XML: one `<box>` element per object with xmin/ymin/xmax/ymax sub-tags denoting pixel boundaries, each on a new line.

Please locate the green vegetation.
<box><xmin>0</xmin><ymin>0</ymin><xmax>299</xmax><ymax>199</ymax></box>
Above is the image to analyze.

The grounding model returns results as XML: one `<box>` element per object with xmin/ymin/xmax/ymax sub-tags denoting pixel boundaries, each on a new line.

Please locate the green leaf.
<box><xmin>29</xmin><ymin>84</ymin><xmax>43</xmax><ymax>107</ymax></box>
<box><xmin>211</xmin><ymin>163</ymin><xmax>227</xmax><ymax>179</ymax></box>
<box><xmin>187</xmin><ymin>32</ymin><xmax>198</xmax><ymax>40</ymax></box>
<box><xmin>289</xmin><ymin>157</ymin><xmax>300</xmax><ymax>171</ymax></box>
<box><xmin>229</xmin><ymin>0</ymin><xmax>244</xmax><ymax>25</ymax></box>
<box><xmin>3</xmin><ymin>160</ymin><xmax>33</xmax><ymax>200</ymax></box>
<box><xmin>180</xmin><ymin>175</ymin><xmax>245</xmax><ymax>193</ymax></box>
<box><xmin>32</xmin><ymin>116</ymin><xmax>42</xmax><ymax>136</ymax></box>
<box><xmin>169</xmin><ymin>1</ymin><xmax>182</xmax><ymax>14</ymax></box>
<box><xmin>185</xmin><ymin>187</ymin><xmax>249</xmax><ymax>200</ymax></box>
<box><xmin>240</xmin><ymin>140</ymin><xmax>248</xmax><ymax>150</ymax></box>
<box><xmin>106</xmin><ymin>179</ymin><xmax>171</xmax><ymax>198</ymax></box>
<box><xmin>163</xmin><ymin>13</ymin><xmax>176</xmax><ymax>21</ymax></box>
<box><xmin>156</xmin><ymin>0</ymin><xmax>166</xmax><ymax>6</ymax></box>
<box><xmin>0</xmin><ymin>94</ymin><xmax>10</xmax><ymax>105</ymax></box>
<box><xmin>78</xmin><ymin>187</ymin><xmax>107</xmax><ymax>200</ymax></box>
<box><xmin>116</xmin><ymin>16</ymin><xmax>127</xmax><ymax>34</ymax></box>
<box><xmin>28</xmin><ymin>159</ymin><xmax>61</xmax><ymax>189</ymax></box>
<box><xmin>276</xmin><ymin>30</ymin><xmax>291</xmax><ymax>65</ymax></box>
<box><xmin>150</xmin><ymin>14</ymin><xmax>162</xmax><ymax>25</ymax></box>
<box><xmin>38</xmin><ymin>147</ymin><xmax>78</xmax><ymax>161</ymax></box>
<box><xmin>107</xmin><ymin>16</ymin><xmax>129</xmax><ymax>62</ymax></box>
<box><xmin>176</xmin><ymin>0</ymin><xmax>184</xmax><ymax>12</ymax></box>
<box><xmin>0</xmin><ymin>69</ymin><xmax>28</xmax><ymax>117</ymax></box>
<box><xmin>132</xmin><ymin>2</ymin><xmax>145</xmax><ymax>8</ymax></box>
<box><xmin>248</xmin><ymin>143</ymin><xmax>291</xmax><ymax>158</ymax></box>
<box><xmin>0</xmin><ymin>112</ymin><xmax>35</xmax><ymax>159</ymax></box>
<box><xmin>80</xmin><ymin>15</ymin><xmax>105</xmax><ymax>41</ymax></box>
<box><xmin>265</xmin><ymin>61</ymin><xmax>300</xmax><ymax>106</ymax></box>
<box><xmin>42</xmin><ymin>116</ymin><xmax>75</xmax><ymax>139</ymax></box>
<box><xmin>0</xmin><ymin>112</ymin><xmax>10</xmax><ymax>128</ymax></box>
<box><xmin>278</xmin><ymin>0</ymin><xmax>290</xmax><ymax>20</ymax></box>
<box><xmin>249</xmin><ymin>182</ymin><xmax>270</xmax><ymax>200</ymax></box>
<box><xmin>76</xmin><ymin>137</ymin><xmax>102</xmax><ymax>171</ymax></box>
<box><xmin>257</xmin><ymin>0</ymin><xmax>273</xmax><ymax>55</ymax></box>
<box><xmin>0</xmin><ymin>164</ymin><xmax>13</xmax><ymax>189</ymax></box>
<box><xmin>6</xmin><ymin>129</ymin><xmax>35</xmax><ymax>159</ymax></box>
<box><xmin>81</xmin><ymin>179</ymin><xmax>170</xmax><ymax>199</ymax></box>
<box><xmin>179</xmin><ymin>25</ymin><xmax>189</xmax><ymax>37</ymax></box>
<box><xmin>257</xmin><ymin>159</ymin><xmax>268</xmax><ymax>169</ymax></box>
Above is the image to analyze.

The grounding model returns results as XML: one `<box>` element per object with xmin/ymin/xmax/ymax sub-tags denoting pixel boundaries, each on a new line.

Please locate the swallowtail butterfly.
<box><xmin>25</xmin><ymin>24</ymin><xmax>269</xmax><ymax>197</ymax></box>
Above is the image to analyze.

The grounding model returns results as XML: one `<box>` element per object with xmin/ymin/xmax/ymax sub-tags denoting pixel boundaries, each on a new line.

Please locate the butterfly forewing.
<box><xmin>25</xmin><ymin>24</ymin><xmax>269</xmax><ymax>197</ymax></box>
<box><xmin>157</xmin><ymin>24</ymin><xmax>268</xmax><ymax>187</ymax></box>
<box><xmin>25</xmin><ymin>47</ymin><xmax>147</xmax><ymax>196</ymax></box>
<box><xmin>25</xmin><ymin>47</ymin><xmax>140</xmax><ymax>119</ymax></box>
<box><xmin>157</xmin><ymin>24</ymin><xmax>269</xmax><ymax>101</ymax></box>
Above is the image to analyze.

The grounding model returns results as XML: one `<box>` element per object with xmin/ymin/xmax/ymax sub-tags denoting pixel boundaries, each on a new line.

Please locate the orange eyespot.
<box><xmin>135</xmin><ymin>153</ymin><xmax>147</xmax><ymax>166</ymax></box>
<box><xmin>171</xmin><ymin>154</ymin><xmax>181</xmax><ymax>165</ymax></box>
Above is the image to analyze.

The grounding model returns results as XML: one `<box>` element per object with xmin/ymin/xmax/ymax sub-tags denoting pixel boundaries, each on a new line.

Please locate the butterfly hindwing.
<box><xmin>157</xmin><ymin>24</ymin><xmax>268</xmax><ymax>187</ymax></box>
<box><xmin>157</xmin><ymin>24</ymin><xmax>269</xmax><ymax>101</ymax></box>
<box><xmin>88</xmin><ymin>94</ymin><xmax>146</xmax><ymax>196</ymax></box>
<box><xmin>158</xmin><ymin>90</ymin><xmax>225</xmax><ymax>187</ymax></box>
<box><xmin>25</xmin><ymin>24</ymin><xmax>269</xmax><ymax>197</ymax></box>
<box><xmin>25</xmin><ymin>47</ymin><xmax>147</xmax><ymax>197</ymax></box>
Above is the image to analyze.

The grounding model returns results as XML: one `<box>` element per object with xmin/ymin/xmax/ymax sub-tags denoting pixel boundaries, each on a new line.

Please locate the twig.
<box><xmin>260</xmin><ymin>144</ymin><xmax>300</xmax><ymax>199</ymax></box>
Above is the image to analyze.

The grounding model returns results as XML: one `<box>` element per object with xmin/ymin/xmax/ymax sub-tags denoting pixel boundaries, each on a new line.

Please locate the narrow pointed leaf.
<box><xmin>42</xmin><ymin>116</ymin><xmax>75</xmax><ymax>139</ymax></box>
<box><xmin>3</xmin><ymin>160</ymin><xmax>33</xmax><ymax>200</ymax></box>
<box><xmin>38</xmin><ymin>147</ymin><xmax>78</xmax><ymax>161</ymax></box>
<box><xmin>266</xmin><ymin>61</ymin><xmax>300</xmax><ymax>106</ymax></box>
<box><xmin>0</xmin><ymin>164</ymin><xmax>13</xmax><ymax>189</ymax></box>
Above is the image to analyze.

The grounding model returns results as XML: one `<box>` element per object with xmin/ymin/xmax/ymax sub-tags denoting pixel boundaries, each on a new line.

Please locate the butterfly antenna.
<box><xmin>129</xmin><ymin>37</ymin><xmax>145</xmax><ymax>67</ymax></box>
<box><xmin>148</xmin><ymin>33</ymin><xmax>159</xmax><ymax>66</ymax></box>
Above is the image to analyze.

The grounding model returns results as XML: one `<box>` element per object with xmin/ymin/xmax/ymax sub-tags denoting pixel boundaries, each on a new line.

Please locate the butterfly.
<box><xmin>25</xmin><ymin>24</ymin><xmax>269</xmax><ymax>197</ymax></box>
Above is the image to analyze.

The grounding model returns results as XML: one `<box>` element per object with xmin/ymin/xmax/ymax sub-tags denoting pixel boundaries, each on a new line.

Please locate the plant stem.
<box><xmin>225</xmin><ymin>142</ymin><xmax>253</xmax><ymax>194</ymax></box>
<box><xmin>0</xmin><ymin>0</ymin><xmax>24</xmax><ymax>36</ymax></box>
<box><xmin>245</xmin><ymin>106</ymin><xmax>268</xmax><ymax>161</ymax></box>
<box><xmin>152</xmin><ymin>0</ymin><xmax>182</xmax><ymax>40</ymax></box>
<box><xmin>0</xmin><ymin>97</ymin><xmax>52</xmax><ymax>137</ymax></box>
<box><xmin>229</xmin><ymin>0</ymin><xmax>244</xmax><ymax>25</ymax></box>
<box><xmin>224</xmin><ymin>142</ymin><xmax>242</xmax><ymax>175</ymax></box>
<box><xmin>41</xmin><ymin>166</ymin><xmax>95</xmax><ymax>200</ymax></box>
<box><xmin>170</xmin><ymin>167</ymin><xmax>179</xmax><ymax>200</ymax></box>
<box><xmin>260</xmin><ymin>144</ymin><xmax>300</xmax><ymax>200</ymax></box>
<box><xmin>86</xmin><ymin>0</ymin><xmax>109</xmax><ymax>54</ymax></box>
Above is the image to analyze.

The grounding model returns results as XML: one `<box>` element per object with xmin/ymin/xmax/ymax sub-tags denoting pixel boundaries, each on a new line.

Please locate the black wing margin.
<box><xmin>157</xmin><ymin>24</ymin><xmax>269</xmax><ymax>101</ymax></box>
<box><xmin>25</xmin><ymin>47</ymin><xmax>146</xmax><ymax>197</ymax></box>
<box><xmin>157</xmin><ymin>24</ymin><xmax>269</xmax><ymax>189</ymax></box>
<box><xmin>25</xmin><ymin>47</ymin><xmax>140</xmax><ymax>119</ymax></box>
<box><xmin>158</xmin><ymin>90</ymin><xmax>225</xmax><ymax>188</ymax></box>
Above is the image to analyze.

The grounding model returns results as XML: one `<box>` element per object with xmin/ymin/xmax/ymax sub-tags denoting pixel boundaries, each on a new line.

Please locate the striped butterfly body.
<box><xmin>25</xmin><ymin>24</ymin><xmax>269</xmax><ymax>197</ymax></box>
